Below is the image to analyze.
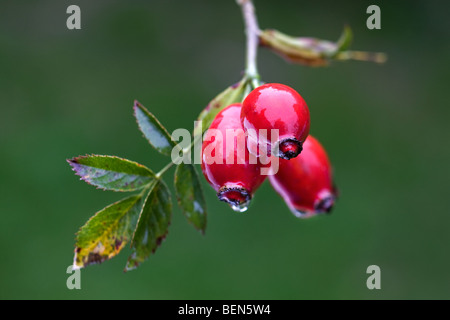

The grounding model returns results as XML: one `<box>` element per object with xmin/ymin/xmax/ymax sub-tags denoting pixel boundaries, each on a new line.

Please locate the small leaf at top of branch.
<box><xmin>335</xmin><ymin>25</ymin><xmax>353</xmax><ymax>53</ymax></box>
<box><xmin>134</xmin><ymin>100</ymin><xmax>175</xmax><ymax>156</ymax></box>
<box><xmin>259</xmin><ymin>26</ymin><xmax>386</xmax><ymax>66</ymax></box>
<box><xmin>67</xmin><ymin>155</ymin><xmax>155</xmax><ymax>192</ymax></box>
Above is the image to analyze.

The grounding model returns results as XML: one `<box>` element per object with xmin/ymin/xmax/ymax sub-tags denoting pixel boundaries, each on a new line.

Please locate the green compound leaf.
<box><xmin>126</xmin><ymin>180</ymin><xmax>172</xmax><ymax>272</ymax></box>
<box><xmin>174</xmin><ymin>163</ymin><xmax>207</xmax><ymax>234</ymax></box>
<box><xmin>74</xmin><ymin>195</ymin><xmax>145</xmax><ymax>269</ymax></box>
<box><xmin>68</xmin><ymin>155</ymin><xmax>155</xmax><ymax>192</ymax></box>
<box><xmin>134</xmin><ymin>100</ymin><xmax>175</xmax><ymax>156</ymax></box>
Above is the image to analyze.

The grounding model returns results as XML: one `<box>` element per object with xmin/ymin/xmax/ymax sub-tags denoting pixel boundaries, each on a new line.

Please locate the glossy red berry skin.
<box><xmin>201</xmin><ymin>103</ymin><xmax>266</xmax><ymax>212</ymax></box>
<box><xmin>269</xmin><ymin>135</ymin><xmax>337</xmax><ymax>218</ymax></box>
<box><xmin>241</xmin><ymin>83</ymin><xmax>310</xmax><ymax>160</ymax></box>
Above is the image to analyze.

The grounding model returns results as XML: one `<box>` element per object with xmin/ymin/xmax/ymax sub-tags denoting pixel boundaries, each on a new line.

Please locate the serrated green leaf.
<box><xmin>68</xmin><ymin>155</ymin><xmax>155</xmax><ymax>192</ymax></box>
<box><xmin>174</xmin><ymin>163</ymin><xmax>207</xmax><ymax>233</ymax></box>
<box><xmin>134</xmin><ymin>100</ymin><xmax>175</xmax><ymax>156</ymax></box>
<box><xmin>193</xmin><ymin>79</ymin><xmax>247</xmax><ymax>138</ymax></box>
<box><xmin>126</xmin><ymin>180</ymin><xmax>172</xmax><ymax>271</ymax></box>
<box><xmin>74</xmin><ymin>195</ymin><xmax>145</xmax><ymax>269</ymax></box>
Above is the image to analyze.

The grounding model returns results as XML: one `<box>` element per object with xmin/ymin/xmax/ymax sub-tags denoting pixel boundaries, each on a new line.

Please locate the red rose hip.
<box><xmin>201</xmin><ymin>103</ymin><xmax>266</xmax><ymax>212</ymax></box>
<box><xmin>269</xmin><ymin>135</ymin><xmax>337</xmax><ymax>218</ymax></box>
<box><xmin>241</xmin><ymin>83</ymin><xmax>310</xmax><ymax>160</ymax></box>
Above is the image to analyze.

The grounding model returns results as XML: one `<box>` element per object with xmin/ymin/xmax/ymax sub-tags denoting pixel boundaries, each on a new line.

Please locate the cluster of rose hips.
<box><xmin>201</xmin><ymin>83</ymin><xmax>337</xmax><ymax>217</ymax></box>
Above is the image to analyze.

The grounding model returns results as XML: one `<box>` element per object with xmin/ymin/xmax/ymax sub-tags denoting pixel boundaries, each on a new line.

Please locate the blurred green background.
<box><xmin>1</xmin><ymin>0</ymin><xmax>449</xmax><ymax>299</ymax></box>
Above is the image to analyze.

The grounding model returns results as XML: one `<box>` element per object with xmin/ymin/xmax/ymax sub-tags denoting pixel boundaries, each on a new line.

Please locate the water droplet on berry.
<box><xmin>230</xmin><ymin>202</ymin><xmax>249</xmax><ymax>213</ymax></box>
<box><xmin>218</xmin><ymin>187</ymin><xmax>251</xmax><ymax>213</ymax></box>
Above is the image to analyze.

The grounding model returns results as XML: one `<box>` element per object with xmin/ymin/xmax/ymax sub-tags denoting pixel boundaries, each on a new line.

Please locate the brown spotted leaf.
<box><xmin>74</xmin><ymin>195</ymin><xmax>145</xmax><ymax>269</ymax></box>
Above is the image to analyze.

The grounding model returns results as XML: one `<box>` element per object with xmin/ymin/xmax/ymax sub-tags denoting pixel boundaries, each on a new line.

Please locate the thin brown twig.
<box><xmin>237</xmin><ymin>0</ymin><xmax>261</xmax><ymax>81</ymax></box>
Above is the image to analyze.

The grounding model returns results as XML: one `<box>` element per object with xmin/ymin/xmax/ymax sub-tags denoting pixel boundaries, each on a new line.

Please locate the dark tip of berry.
<box><xmin>217</xmin><ymin>186</ymin><xmax>251</xmax><ymax>212</ymax></box>
<box><xmin>314</xmin><ymin>195</ymin><xmax>335</xmax><ymax>214</ymax></box>
<box><xmin>278</xmin><ymin>138</ymin><xmax>303</xmax><ymax>160</ymax></box>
